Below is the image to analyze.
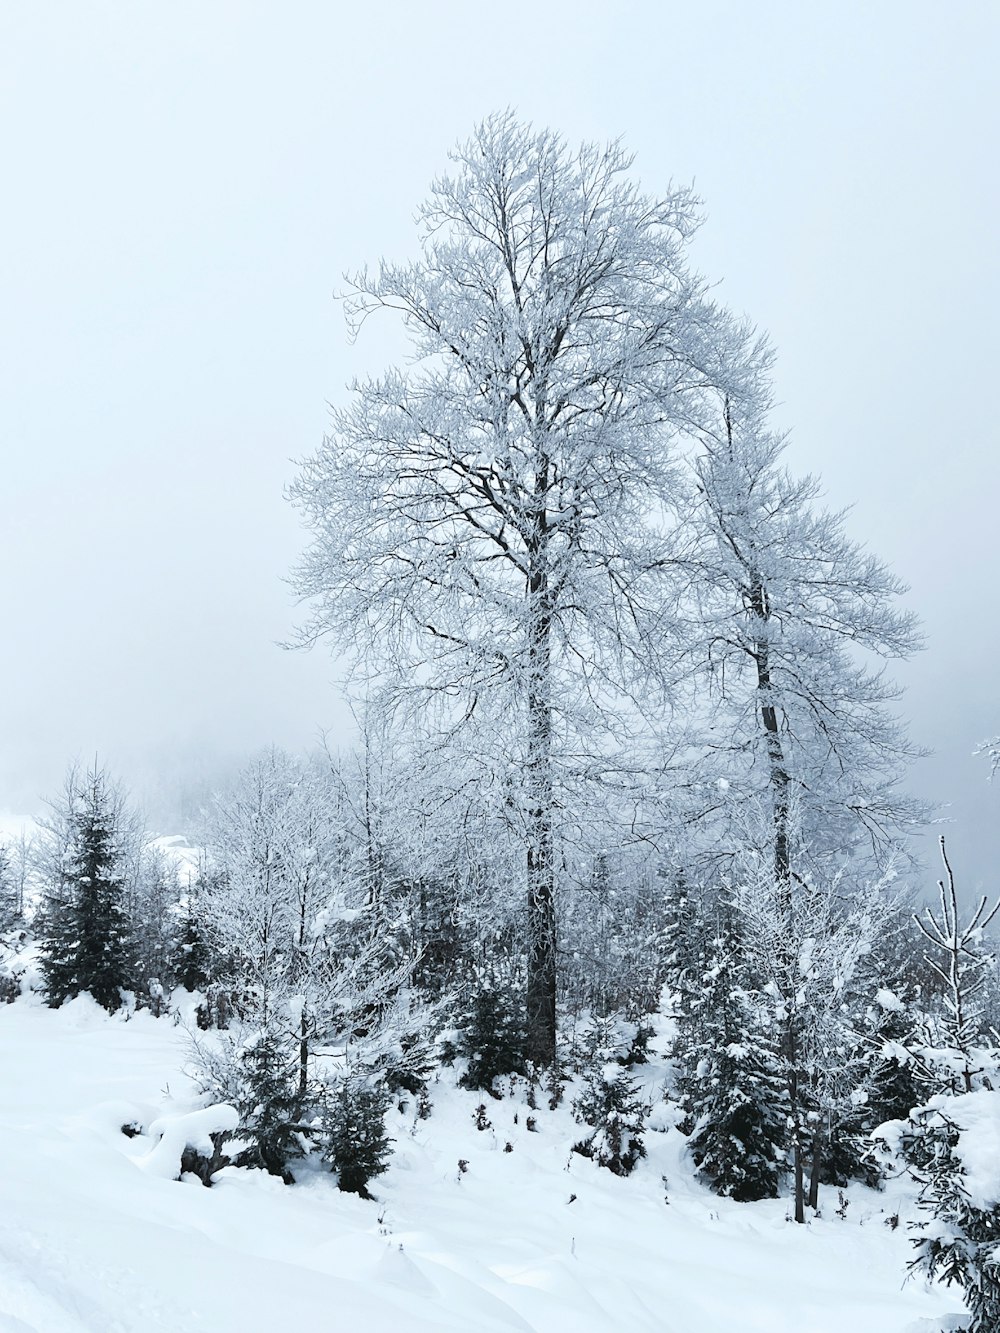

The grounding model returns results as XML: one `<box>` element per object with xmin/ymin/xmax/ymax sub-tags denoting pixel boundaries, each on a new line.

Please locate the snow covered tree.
<box><xmin>200</xmin><ymin>748</ymin><xmax>349</xmax><ymax>1081</ymax></box>
<box><xmin>172</xmin><ymin>882</ymin><xmax>213</xmax><ymax>994</ymax></box>
<box><xmin>289</xmin><ymin>113</ymin><xmax>742</xmax><ymax>1066</ymax></box>
<box><xmin>912</xmin><ymin>837</ymin><xmax>1000</xmax><ymax>1096</ymax></box>
<box><xmin>232</xmin><ymin>1030</ymin><xmax>305</xmax><ymax>1180</ymax></box>
<box><xmin>684</xmin><ymin>360</ymin><xmax>925</xmax><ymax>887</ymax></box>
<box><xmin>572</xmin><ymin>1060</ymin><xmax>649</xmax><ymax>1177</ymax></box>
<box><xmin>127</xmin><ymin>842</ymin><xmax>182</xmax><ymax>1004</ymax></box>
<box><xmin>457</xmin><ymin>978</ymin><xmax>527</xmax><ymax>1093</ymax></box>
<box><xmin>734</xmin><ymin>830</ymin><xmax>899</xmax><ymax>1221</ymax></box>
<box><xmin>322</xmin><ymin>1077</ymin><xmax>393</xmax><ymax>1198</ymax></box>
<box><xmin>193</xmin><ymin>749</ymin><xmax>430</xmax><ymax>1184</ymax></box>
<box><xmin>38</xmin><ymin>764</ymin><xmax>137</xmax><ymax>1011</ymax></box>
<box><xmin>0</xmin><ymin>845</ymin><xmax>21</xmax><ymax>931</ymax></box>
<box><xmin>0</xmin><ymin>841</ymin><xmax>28</xmax><ymax>1003</ymax></box>
<box><xmin>890</xmin><ymin>1093</ymin><xmax>1000</xmax><ymax>1333</ymax></box>
<box><xmin>674</xmin><ymin>908</ymin><xmax>786</xmax><ymax>1201</ymax></box>
<box><xmin>671</xmin><ymin>355</ymin><xmax>925</xmax><ymax>1217</ymax></box>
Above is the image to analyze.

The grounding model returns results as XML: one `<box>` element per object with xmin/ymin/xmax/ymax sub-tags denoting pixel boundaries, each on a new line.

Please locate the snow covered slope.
<box><xmin>0</xmin><ymin>998</ymin><xmax>966</xmax><ymax>1332</ymax></box>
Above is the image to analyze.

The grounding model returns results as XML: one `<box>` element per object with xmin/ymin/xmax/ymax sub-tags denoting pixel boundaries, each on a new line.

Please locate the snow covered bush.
<box><xmin>140</xmin><ymin>1104</ymin><xmax>240</xmax><ymax>1185</ymax></box>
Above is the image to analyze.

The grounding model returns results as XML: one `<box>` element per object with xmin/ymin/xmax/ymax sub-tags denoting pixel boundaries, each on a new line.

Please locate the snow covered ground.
<box><xmin>0</xmin><ymin>997</ymin><xmax>967</xmax><ymax>1333</ymax></box>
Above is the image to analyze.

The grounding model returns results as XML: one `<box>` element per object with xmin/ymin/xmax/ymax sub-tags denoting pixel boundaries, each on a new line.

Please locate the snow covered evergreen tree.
<box><xmin>0</xmin><ymin>845</ymin><xmax>22</xmax><ymax>930</ymax></box>
<box><xmin>674</xmin><ymin>908</ymin><xmax>785</xmax><ymax>1201</ymax></box>
<box><xmin>734</xmin><ymin>828</ymin><xmax>901</xmax><ymax>1220</ymax></box>
<box><xmin>457</xmin><ymin>977</ymin><xmax>527</xmax><ymax>1093</ymax></box>
<box><xmin>891</xmin><ymin>1093</ymin><xmax>1000</xmax><ymax>1333</ymax></box>
<box><xmin>322</xmin><ymin>1077</ymin><xmax>393</xmax><ymax>1198</ymax></box>
<box><xmin>127</xmin><ymin>843</ymin><xmax>182</xmax><ymax>1004</ymax></box>
<box><xmin>572</xmin><ymin>1060</ymin><xmax>649</xmax><ymax>1177</ymax></box>
<box><xmin>912</xmin><ymin>837</ymin><xmax>1000</xmax><ymax>1095</ymax></box>
<box><xmin>38</xmin><ymin>765</ymin><xmax>136</xmax><ymax>1011</ymax></box>
<box><xmin>172</xmin><ymin>886</ymin><xmax>213</xmax><ymax>994</ymax></box>
<box><xmin>231</xmin><ymin>1030</ymin><xmax>305</xmax><ymax>1181</ymax></box>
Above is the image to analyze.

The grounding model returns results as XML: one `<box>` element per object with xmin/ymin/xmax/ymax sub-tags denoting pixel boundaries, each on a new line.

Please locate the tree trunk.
<box><xmin>787</xmin><ymin>1039</ymin><xmax>806</xmax><ymax>1224</ymax></box>
<box><xmin>297</xmin><ymin>891</ymin><xmax>309</xmax><ymax>1099</ymax></box>
<box><xmin>524</xmin><ymin>469</ymin><xmax>556</xmax><ymax>1069</ymax></box>
<box><xmin>750</xmin><ymin>571</ymin><xmax>805</xmax><ymax>1220</ymax></box>
<box><xmin>750</xmin><ymin>576</ymin><xmax>791</xmax><ymax>895</ymax></box>
<box><xmin>299</xmin><ymin>1014</ymin><xmax>309</xmax><ymax>1100</ymax></box>
<box><xmin>807</xmin><ymin>1118</ymin><xmax>824</xmax><ymax>1211</ymax></box>
<box><xmin>792</xmin><ymin>1134</ymin><xmax>806</xmax><ymax>1225</ymax></box>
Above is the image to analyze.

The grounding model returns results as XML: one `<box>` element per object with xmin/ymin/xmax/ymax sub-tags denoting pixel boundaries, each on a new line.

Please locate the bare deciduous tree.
<box><xmin>683</xmin><ymin>356</ymin><xmax>925</xmax><ymax>891</ymax></box>
<box><xmin>290</xmin><ymin>114</ymin><xmax>734</xmax><ymax>1063</ymax></box>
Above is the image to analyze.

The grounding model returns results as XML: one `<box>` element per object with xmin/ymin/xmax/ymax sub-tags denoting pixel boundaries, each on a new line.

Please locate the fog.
<box><xmin>2</xmin><ymin>1</ymin><xmax>997</xmax><ymax>889</ymax></box>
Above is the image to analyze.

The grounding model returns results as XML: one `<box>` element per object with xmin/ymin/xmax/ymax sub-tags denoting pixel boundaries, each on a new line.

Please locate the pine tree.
<box><xmin>572</xmin><ymin>1061</ymin><xmax>649</xmax><ymax>1177</ymax></box>
<box><xmin>0</xmin><ymin>845</ymin><xmax>22</xmax><ymax>931</ymax></box>
<box><xmin>457</xmin><ymin>980</ymin><xmax>527</xmax><ymax>1093</ymax></box>
<box><xmin>913</xmin><ymin>837</ymin><xmax>1000</xmax><ymax>1095</ymax></box>
<box><xmin>674</xmin><ymin>912</ymin><xmax>786</xmax><ymax>1201</ymax></box>
<box><xmin>897</xmin><ymin>1097</ymin><xmax>1000</xmax><ymax>1333</ymax></box>
<box><xmin>232</xmin><ymin>1031</ymin><xmax>304</xmax><ymax>1181</ymax></box>
<box><xmin>39</xmin><ymin>766</ymin><xmax>134</xmax><ymax>1011</ymax></box>
<box><xmin>323</xmin><ymin>1078</ymin><xmax>392</xmax><ymax>1198</ymax></box>
<box><xmin>0</xmin><ymin>844</ymin><xmax>25</xmax><ymax>1003</ymax></box>
<box><xmin>127</xmin><ymin>844</ymin><xmax>182</xmax><ymax>1001</ymax></box>
<box><xmin>172</xmin><ymin>890</ymin><xmax>213</xmax><ymax>993</ymax></box>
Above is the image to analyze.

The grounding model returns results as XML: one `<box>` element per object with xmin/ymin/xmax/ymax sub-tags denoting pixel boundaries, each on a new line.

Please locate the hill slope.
<box><xmin>0</xmin><ymin>998</ymin><xmax>966</xmax><ymax>1332</ymax></box>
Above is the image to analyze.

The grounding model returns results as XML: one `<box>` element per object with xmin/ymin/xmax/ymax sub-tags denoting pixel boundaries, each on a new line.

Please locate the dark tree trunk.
<box><xmin>807</xmin><ymin>1118</ymin><xmax>824</xmax><ymax>1212</ymax></box>
<box><xmin>750</xmin><ymin>576</ymin><xmax>791</xmax><ymax>896</ymax></box>
<box><xmin>787</xmin><ymin>1037</ymin><xmax>806</xmax><ymax>1224</ymax></box>
<box><xmin>524</xmin><ymin>465</ymin><xmax>556</xmax><ymax>1069</ymax></box>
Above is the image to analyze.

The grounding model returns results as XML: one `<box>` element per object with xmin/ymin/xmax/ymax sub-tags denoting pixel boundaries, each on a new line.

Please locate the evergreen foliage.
<box><xmin>323</xmin><ymin>1079</ymin><xmax>392</xmax><ymax>1199</ymax></box>
<box><xmin>38</xmin><ymin>766</ymin><xmax>134</xmax><ymax>1012</ymax></box>
<box><xmin>127</xmin><ymin>844</ymin><xmax>182</xmax><ymax>1000</ymax></box>
<box><xmin>0</xmin><ymin>845</ymin><xmax>22</xmax><ymax>930</ymax></box>
<box><xmin>172</xmin><ymin>891</ymin><xmax>213</xmax><ymax>994</ymax></box>
<box><xmin>897</xmin><ymin>1097</ymin><xmax>1000</xmax><ymax>1333</ymax></box>
<box><xmin>913</xmin><ymin>837</ymin><xmax>1000</xmax><ymax>1095</ymax></box>
<box><xmin>458</xmin><ymin>982</ymin><xmax>527</xmax><ymax>1093</ymax></box>
<box><xmin>572</xmin><ymin>1062</ymin><xmax>649</xmax><ymax>1177</ymax></box>
<box><xmin>674</xmin><ymin>914</ymin><xmax>786</xmax><ymax>1201</ymax></box>
<box><xmin>231</xmin><ymin>1031</ymin><xmax>304</xmax><ymax>1181</ymax></box>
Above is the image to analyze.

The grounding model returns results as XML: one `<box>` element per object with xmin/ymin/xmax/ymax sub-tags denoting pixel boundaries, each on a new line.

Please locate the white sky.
<box><xmin>1</xmin><ymin>1</ymin><xmax>997</xmax><ymax>888</ymax></box>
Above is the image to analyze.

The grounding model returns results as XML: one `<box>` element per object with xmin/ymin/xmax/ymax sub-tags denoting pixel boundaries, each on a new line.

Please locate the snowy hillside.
<box><xmin>0</xmin><ymin>998</ymin><xmax>965</xmax><ymax>1333</ymax></box>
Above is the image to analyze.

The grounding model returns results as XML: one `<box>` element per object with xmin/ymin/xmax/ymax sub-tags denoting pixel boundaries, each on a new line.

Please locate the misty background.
<box><xmin>1</xmin><ymin>1</ymin><xmax>996</xmax><ymax>890</ymax></box>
